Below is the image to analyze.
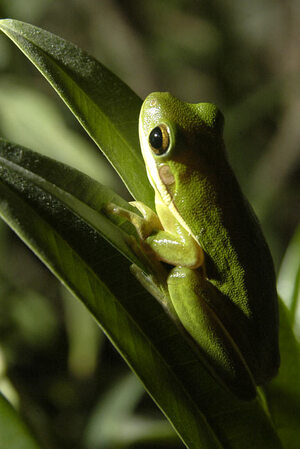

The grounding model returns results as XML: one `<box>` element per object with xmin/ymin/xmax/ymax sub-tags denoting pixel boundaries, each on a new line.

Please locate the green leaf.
<box><xmin>0</xmin><ymin>392</ymin><xmax>42</xmax><ymax>449</ymax></box>
<box><xmin>267</xmin><ymin>227</ymin><xmax>300</xmax><ymax>448</ymax></box>
<box><xmin>0</xmin><ymin>78</ymin><xmax>121</xmax><ymax>192</ymax></box>
<box><xmin>85</xmin><ymin>373</ymin><xmax>179</xmax><ymax>449</ymax></box>
<box><xmin>0</xmin><ymin>139</ymin><xmax>283</xmax><ymax>449</ymax></box>
<box><xmin>277</xmin><ymin>223</ymin><xmax>300</xmax><ymax>337</ymax></box>
<box><xmin>0</xmin><ymin>18</ymin><xmax>154</xmax><ymax>209</ymax></box>
<box><xmin>0</xmin><ymin>138</ymin><xmax>142</xmax><ymax>269</ymax></box>
<box><xmin>266</xmin><ymin>299</ymin><xmax>300</xmax><ymax>448</ymax></box>
<box><xmin>63</xmin><ymin>288</ymin><xmax>103</xmax><ymax>378</ymax></box>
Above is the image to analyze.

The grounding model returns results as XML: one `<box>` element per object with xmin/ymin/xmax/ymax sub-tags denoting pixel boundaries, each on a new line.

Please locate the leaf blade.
<box><xmin>0</xmin><ymin>18</ymin><xmax>154</xmax><ymax>209</ymax></box>
<box><xmin>0</xmin><ymin>393</ymin><xmax>42</xmax><ymax>449</ymax></box>
<box><xmin>0</xmin><ymin>139</ymin><xmax>283</xmax><ymax>449</ymax></box>
<box><xmin>266</xmin><ymin>299</ymin><xmax>300</xmax><ymax>448</ymax></box>
<box><xmin>0</xmin><ymin>146</ymin><xmax>221</xmax><ymax>449</ymax></box>
<box><xmin>277</xmin><ymin>223</ymin><xmax>300</xmax><ymax>336</ymax></box>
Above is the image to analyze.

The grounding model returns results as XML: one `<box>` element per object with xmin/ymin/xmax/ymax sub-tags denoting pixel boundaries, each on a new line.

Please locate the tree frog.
<box><xmin>112</xmin><ymin>92</ymin><xmax>280</xmax><ymax>400</ymax></box>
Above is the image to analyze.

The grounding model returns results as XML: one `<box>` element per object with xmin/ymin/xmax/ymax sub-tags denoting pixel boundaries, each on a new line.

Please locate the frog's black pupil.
<box><xmin>149</xmin><ymin>127</ymin><xmax>163</xmax><ymax>149</ymax></box>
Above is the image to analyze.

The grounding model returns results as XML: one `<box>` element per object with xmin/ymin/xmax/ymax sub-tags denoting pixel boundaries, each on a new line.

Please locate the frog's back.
<box><xmin>199</xmin><ymin>166</ymin><xmax>279</xmax><ymax>384</ymax></box>
<box><xmin>174</xmin><ymin>156</ymin><xmax>280</xmax><ymax>385</ymax></box>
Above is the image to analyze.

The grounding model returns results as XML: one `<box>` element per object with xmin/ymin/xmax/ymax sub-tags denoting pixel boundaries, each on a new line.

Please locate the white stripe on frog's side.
<box><xmin>138</xmin><ymin>117</ymin><xmax>204</xmax><ymax>267</ymax></box>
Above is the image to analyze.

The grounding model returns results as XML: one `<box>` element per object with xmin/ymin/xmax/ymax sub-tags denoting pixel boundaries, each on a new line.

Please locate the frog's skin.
<box><xmin>116</xmin><ymin>92</ymin><xmax>280</xmax><ymax>400</ymax></box>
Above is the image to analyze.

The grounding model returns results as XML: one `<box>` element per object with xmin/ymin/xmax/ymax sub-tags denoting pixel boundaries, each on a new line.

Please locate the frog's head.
<box><xmin>139</xmin><ymin>92</ymin><xmax>224</xmax><ymax>206</ymax></box>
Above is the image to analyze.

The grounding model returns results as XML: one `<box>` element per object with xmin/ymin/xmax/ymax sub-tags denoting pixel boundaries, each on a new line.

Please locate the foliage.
<box><xmin>0</xmin><ymin>2</ymin><xmax>299</xmax><ymax>449</ymax></box>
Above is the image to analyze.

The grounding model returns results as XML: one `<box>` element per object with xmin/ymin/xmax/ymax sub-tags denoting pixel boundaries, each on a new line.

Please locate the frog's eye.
<box><xmin>149</xmin><ymin>124</ymin><xmax>170</xmax><ymax>155</ymax></box>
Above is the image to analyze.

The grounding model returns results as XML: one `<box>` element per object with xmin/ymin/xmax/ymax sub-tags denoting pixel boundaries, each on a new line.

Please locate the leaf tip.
<box><xmin>0</xmin><ymin>18</ymin><xmax>15</xmax><ymax>32</ymax></box>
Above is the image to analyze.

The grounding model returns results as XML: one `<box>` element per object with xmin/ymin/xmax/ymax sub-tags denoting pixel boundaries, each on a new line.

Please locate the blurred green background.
<box><xmin>0</xmin><ymin>1</ymin><xmax>299</xmax><ymax>448</ymax></box>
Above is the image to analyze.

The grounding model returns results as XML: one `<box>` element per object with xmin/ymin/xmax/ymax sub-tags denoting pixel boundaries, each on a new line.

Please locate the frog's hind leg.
<box><xmin>167</xmin><ymin>266</ymin><xmax>256</xmax><ymax>400</ymax></box>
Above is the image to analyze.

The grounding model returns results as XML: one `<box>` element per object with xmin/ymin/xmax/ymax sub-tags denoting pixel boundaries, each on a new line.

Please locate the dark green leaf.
<box><xmin>0</xmin><ymin>139</ymin><xmax>283</xmax><ymax>449</ymax></box>
<box><xmin>267</xmin><ymin>227</ymin><xmax>300</xmax><ymax>448</ymax></box>
<box><xmin>266</xmin><ymin>299</ymin><xmax>300</xmax><ymax>448</ymax></box>
<box><xmin>0</xmin><ymin>18</ymin><xmax>154</xmax><ymax>209</ymax></box>
<box><xmin>0</xmin><ymin>138</ymin><xmax>142</xmax><ymax>268</ymax></box>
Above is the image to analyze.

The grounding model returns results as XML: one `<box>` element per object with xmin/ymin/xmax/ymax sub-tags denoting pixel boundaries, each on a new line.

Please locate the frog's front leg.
<box><xmin>145</xmin><ymin>224</ymin><xmax>204</xmax><ymax>269</ymax></box>
<box><xmin>106</xmin><ymin>201</ymin><xmax>163</xmax><ymax>239</ymax></box>
<box><xmin>106</xmin><ymin>200</ymin><xmax>173</xmax><ymax>303</ymax></box>
<box><xmin>168</xmin><ymin>266</ymin><xmax>256</xmax><ymax>400</ymax></box>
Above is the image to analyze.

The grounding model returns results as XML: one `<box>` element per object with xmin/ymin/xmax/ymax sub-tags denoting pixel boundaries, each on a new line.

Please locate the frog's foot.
<box><xmin>129</xmin><ymin>201</ymin><xmax>162</xmax><ymax>228</ymax></box>
<box><xmin>130</xmin><ymin>264</ymin><xmax>170</xmax><ymax>307</ymax></box>
<box><xmin>107</xmin><ymin>201</ymin><xmax>162</xmax><ymax>240</ymax></box>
